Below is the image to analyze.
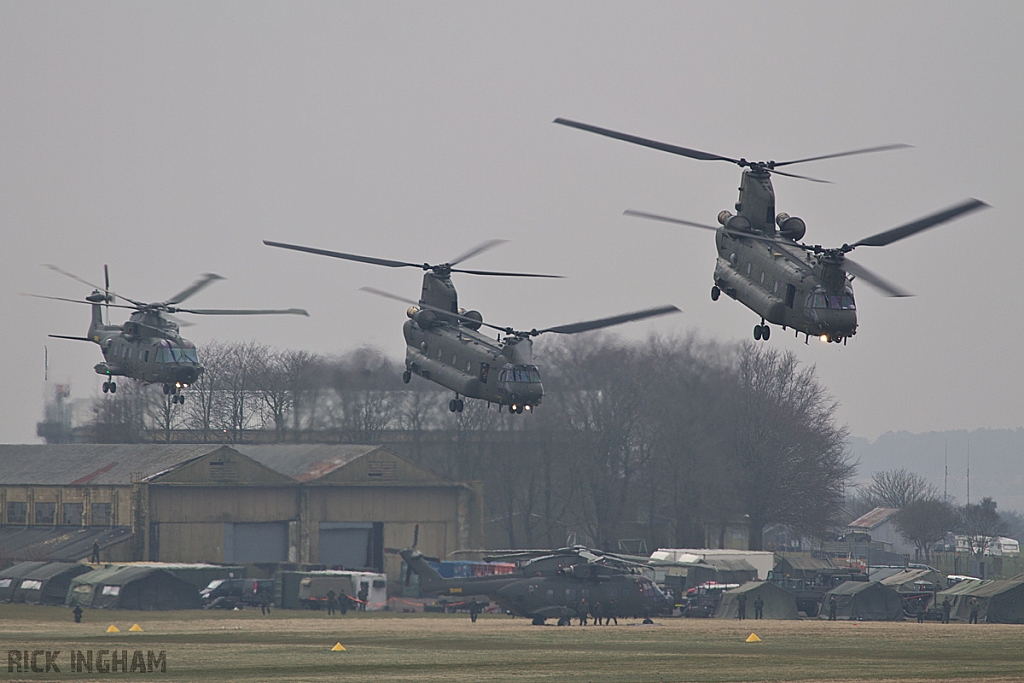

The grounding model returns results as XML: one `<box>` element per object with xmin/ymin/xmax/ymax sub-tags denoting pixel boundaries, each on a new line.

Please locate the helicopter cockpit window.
<box><xmin>811</xmin><ymin>293</ymin><xmax>856</xmax><ymax>310</ymax></box>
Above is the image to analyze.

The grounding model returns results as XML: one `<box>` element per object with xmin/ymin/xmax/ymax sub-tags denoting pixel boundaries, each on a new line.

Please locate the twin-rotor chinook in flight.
<box><xmin>29</xmin><ymin>266</ymin><xmax>308</xmax><ymax>402</ymax></box>
<box><xmin>264</xmin><ymin>239</ymin><xmax>679</xmax><ymax>413</ymax></box>
<box><xmin>554</xmin><ymin>118</ymin><xmax>989</xmax><ymax>344</ymax></box>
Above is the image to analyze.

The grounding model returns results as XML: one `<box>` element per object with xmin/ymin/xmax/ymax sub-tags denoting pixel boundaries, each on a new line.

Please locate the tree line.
<box><xmin>86</xmin><ymin>334</ymin><xmax>854</xmax><ymax>551</ymax></box>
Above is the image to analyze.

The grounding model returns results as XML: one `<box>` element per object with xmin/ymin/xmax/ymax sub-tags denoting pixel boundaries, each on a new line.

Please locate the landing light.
<box><xmin>819</xmin><ymin>335</ymin><xmax>829</xmax><ymax>343</ymax></box>
<box><xmin>524</xmin><ymin>405</ymin><xmax>532</xmax><ymax>412</ymax></box>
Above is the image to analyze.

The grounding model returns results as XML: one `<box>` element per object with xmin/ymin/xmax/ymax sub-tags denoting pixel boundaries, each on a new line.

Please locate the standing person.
<box><xmin>72</xmin><ymin>604</ymin><xmax>83</xmax><ymax>623</ymax></box>
<box><xmin>941</xmin><ymin>596</ymin><xmax>952</xmax><ymax>624</ymax></box>
<box><xmin>90</xmin><ymin>540</ymin><xmax>101</xmax><ymax>564</ymax></box>
<box><xmin>916</xmin><ymin>598</ymin><xmax>926</xmax><ymax>623</ymax></box>
<box><xmin>828</xmin><ymin>595</ymin><xmax>838</xmax><ymax>621</ymax></box>
<box><xmin>326</xmin><ymin>589</ymin><xmax>337</xmax><ymax>616</ymax></box>
<box><xmin>736</xmin><ymin>593</ymin><xmax>747</xmax><ymax>620</ymax></box>
<box><xmin>969</xmin><ymin>598</ymin><xmax>980</xmax><ymax>624</ymax></box>
<box><xmin>754</xmin><ymin>595</ymin><xmax>764</xmax><ymax>620</ymax></box>
<box><xmin>469</xmin><ymin>599</ymin><xmax>480</xmax><ymax>623</ymax></box>
<box><xmin>339</xmin><ymin>592</ymin><xmax>349</xmax><ymax>615</ymax></box>
<box><xmin>592</xmin><ymin>601</ymin><xmax>604</xmax><ymax>626</ymax></box>
<box><xmin>605</xmin><ymin>600</ymin><xmax>618</xmax><ymax>626</ymax></box>
<box><xmin>357</xmin><ymin>583</ymin><xmax>369</xmax><ymax>612</ymax></box>
<box><xmin>578</xmin><ymin>598</ymin><xmax>588</xmax><ymax>626</ymax></box>
<box><xmin>260</xmin><ymin>590</ymin><xmax>272</xmax><ymax>616</ymax></box>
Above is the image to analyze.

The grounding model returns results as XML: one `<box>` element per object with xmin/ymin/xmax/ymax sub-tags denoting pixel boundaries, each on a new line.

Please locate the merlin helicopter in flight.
<box><xmin>29</xmin><ymin>265</ymin><xmax>308</xmax><ymax>402</ymax></box>
<box><xmin>264</xmin><ymin>239</ymin><xmax>679</xmax><ymax>413</ymax></box>
<box><xmin>400</xmin><ymin>545</ymin><xmax>669</xmax><ymax>625</ymax></box>
<box><xmin>554</xmin><ymin>118</ymin><xmax>989</xmax><ymax>344</ymax></box>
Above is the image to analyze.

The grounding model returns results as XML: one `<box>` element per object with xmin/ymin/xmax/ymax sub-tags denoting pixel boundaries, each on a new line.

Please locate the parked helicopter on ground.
<box><xmin>264</xmin><ymin>239</ymin><xmax>679</xmax><ymax>413</ymax></box>
<box><xmin>29</xmin><ymin>266</ymin><xmax>308</xmax><ymax>402</ymax></box>
<box><xmin>400</xmin><ymin>545</ymin><xmax>669</xmax><ymax>625</ymax></box>
<box><xmin>554</xmin><ymin>118</ymin><xmax>989</xmax><ymax>344</ymax></box>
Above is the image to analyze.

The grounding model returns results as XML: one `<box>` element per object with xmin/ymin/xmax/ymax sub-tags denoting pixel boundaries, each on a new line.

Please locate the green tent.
<box><xmin>877</xmin><ymin>568</ymin><xmax>943</xmax><ymax>593</ymax></box>
<box><xmin>0</xmin><ymin>562</ymin><xmax>48</xmax><ymax>602</ymax></box>
<box><xmin>66</xmin><ymin>565</ymin><xmax>200</xmax><ymax>610</ymax></box>
<box><xmin>936</xmin><ymin>579</ymin><xmax>1024</xmax><ymax>624</ymax></box>
<box><xmin>714</xmin><ymin>581</ymin><xmax>799</xmax><ymax>620</ymax></box>
<box><xmin>11</xmin><ymin>562</ymin><xmax>93</xmax><ymax>605</ymax></box>
<box><xmin>821</xmin><ymin>580</ymin><xmax>903</xmax><ymax>621</ymax></box>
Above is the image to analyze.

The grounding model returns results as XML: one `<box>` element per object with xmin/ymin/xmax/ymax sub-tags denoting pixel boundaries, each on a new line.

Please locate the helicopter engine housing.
<box><xmin>461</xmin><ymin>309</ymin><xmax>483</xmax><ymax>331</ymax></box>
<box><xmin>407</xmin><ymin>307</ymin><xmax>438</xmax><ymax>328</ymax></box>
<box><xmin>718</xmin><ymin>211</ymin><xmax>752</xmax><ymax>233</ymax></box>
<box><xmin>776</xmin><ymin>213</ymin><xmax>807</xmax><ymax>241</ymax></box>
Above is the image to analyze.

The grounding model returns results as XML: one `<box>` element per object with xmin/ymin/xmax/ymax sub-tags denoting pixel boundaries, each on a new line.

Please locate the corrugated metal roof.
<box><xmin>848</xmin><ymin>507</ymin><xmax>900</xmax><ymax>530</ymax></box>
<box><xmin>0</xmin><ymin>444</ymin><xmax>226</xmax><ymax>485</ymax></box>
<box><xmin>0</xmin><ymin>526</ymin><xmax>131</xmax><ymax>562</ymax></box>
<box><xmin>231</xmin><ymin>444</ymin><xmax>384</xmax><ymax>481</ymax></box>
<box><xmin>0</xmin><ymin>444</ymin><xmax>398</xmax><ymax>485</ymax></box>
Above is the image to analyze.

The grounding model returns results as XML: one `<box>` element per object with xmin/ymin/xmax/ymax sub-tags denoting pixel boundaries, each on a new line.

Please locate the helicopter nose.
<box><xmin>177</xmin><ymin>366</ymin><xmax>199</xmax><ymax>385</ymax></box>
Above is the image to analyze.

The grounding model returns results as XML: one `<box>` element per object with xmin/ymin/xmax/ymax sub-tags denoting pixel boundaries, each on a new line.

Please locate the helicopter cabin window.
<box><xmin>746</xmin><ymin>262</ymin><xmax>751</xmax><ymax>275</ymax></box>
<box><xmin>479</xmin><ymin>362</ymin><xmax>489</xmax><ymax>383</ymax></box>
<box><xmin>811</xmin><ymin>293</ymin><xmax>856</xmax><ymax>310</ymax></box>
<box><xmin>760</xmin><ymin>272</ymin><xmax>765</xmax><ymax>284</ymax></box>
<box><xmin>786</xmin><ymin>284</ymin><xmax>796</xmax><ymax>308</ymax></box>
<box><xmin>143</xmin><ymin>350</ymin><xmax>149</xmax><ymax>363</ymax></box>
<box><xmin>452</xmin><ymin>353</ymin><xmax>457</xmax><ymax>365</ymax></box>
<box><xmin>437</xmin><ymin>347</ymin><xmax>443</xmax><ymax>360</ymax></box>
<box><xmin>465</xmin><ymin>361</ymin><xmax>471</xmax><ymax>372</ymax></box>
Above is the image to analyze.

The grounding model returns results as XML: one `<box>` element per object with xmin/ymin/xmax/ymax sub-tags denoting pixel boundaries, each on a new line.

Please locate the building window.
<box><xmin>6</xmin><ymin>502</ymin><xmax>27</xmax><ymax>524</ymax></box>
<box><xmin>35</xmin><ymin>502</ymin><xmax>56</xmax><ymax>525</ymax></box>
<box><xmin>63</xmin><ymin>503</ymin><xmax>84</xmax><ymax>526</ymax></box>
<box><xmin>91</xmin><ymin>503</ymin><xmax>112</xmax><ymax>526</ymax></box>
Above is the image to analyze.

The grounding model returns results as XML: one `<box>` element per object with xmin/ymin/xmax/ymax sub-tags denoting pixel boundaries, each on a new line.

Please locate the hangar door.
<box><xmin>224</xmin><ymin>522</ymin><xmax>289</xmax><ymax>563</ymax></box>
<box><xmin>318</xmin><ymin>522</ymin><xmax>384</xmax><ymax>571</ymax></box>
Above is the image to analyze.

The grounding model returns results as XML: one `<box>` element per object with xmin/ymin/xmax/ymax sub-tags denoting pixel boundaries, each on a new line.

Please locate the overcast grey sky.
<box><xmin>2</xmin><ymin>1</ymin><xmax>1021</xmax><ymax>446</ymax></box>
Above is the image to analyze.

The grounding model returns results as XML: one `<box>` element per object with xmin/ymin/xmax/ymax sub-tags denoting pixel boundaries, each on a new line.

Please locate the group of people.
<box><xmin>575</xmin><ymin>598</ymin><xmax>619</xmax><ymax>625</ymax></box>
<box><xmin>323</xmin><ymin>584</ymin><xmax>368</xmax><ymax>616</ymax></box>
<box><xmin>734</xmin><ymin>593</ymin><xmax>765</xmax><ymax>620</ymax></box>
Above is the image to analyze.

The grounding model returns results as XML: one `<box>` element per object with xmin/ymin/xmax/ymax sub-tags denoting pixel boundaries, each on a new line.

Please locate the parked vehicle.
<box><xmin>200</xmin><ymin>578</ymin><xmax>275</xmax><ymax>609</ymax></box>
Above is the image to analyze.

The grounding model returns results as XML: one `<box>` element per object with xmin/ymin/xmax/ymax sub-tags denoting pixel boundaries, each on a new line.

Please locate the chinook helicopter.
<box><xmin>264</xmin><ymin>239</ymin><xmax>679</xmax><ymax>413</ymax></box>
<box><xmin>554</xmin><ymin>118</ymin><xmax>989</xmax><ymax>344</ymax></box>
<box><xmin>400</xmin><ymin>546</ymin><xmax>669</xmax><ymax>625</ymax></box>
<box><xmin>29</xmin><ymin>265</ymin><xmax>308</xmax><ymax>402</ymax></box>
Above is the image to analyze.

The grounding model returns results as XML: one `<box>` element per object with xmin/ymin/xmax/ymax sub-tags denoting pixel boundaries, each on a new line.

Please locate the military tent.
<box><xmin>936</xmin><ymin>579</ymin><xmax>1024</xmax><ymax>624</ymax></box>
<box><xmin>876</xmin><ymin>568</ymin><xmax>943</xmax><ymax>593</ymax></box>
<box><xmin>714</xmin><ymin>581</ymin><xmax>799</xmax><ymax>620</ymax></box>
<box><xmin>10</xmin><ymin>562</ymin><xmax>93</xmax><ymax>605</ymax></box>
<box><xmin>0</xmin><ymin>562</ymin><xmax>49</xmax><ymax>602</ymax></box>
<box><xmin>66</xmin><ymin>566</ymin><xmax>200</xmax><ymax>610</ymax></box>
<box><xmin>772</xmin><ymin>555</ymin><xmax>834</xmax><ymax>580</ymax></box>
<box><xmin>821</xmin><ymin>580</ymin><xmax>903</xmax><ymax>621</ymax></box>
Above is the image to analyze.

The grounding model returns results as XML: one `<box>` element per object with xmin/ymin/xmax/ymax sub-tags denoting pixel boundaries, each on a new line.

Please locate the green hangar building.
<box><xmin>0</xmin><ymin>444</ymin><xmax>482</xmax><ymax>588</ymax></box>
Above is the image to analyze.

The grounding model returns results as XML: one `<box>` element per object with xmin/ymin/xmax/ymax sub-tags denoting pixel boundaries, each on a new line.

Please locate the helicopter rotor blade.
<box><xmin>850</xmin><ymin>198</ymin><xmax>989</xmax><ymax>249</ymax></box>
<box><xmin>554</xmin><ymin>118</ymin><xmax>739</xmax><ymax>164</ymax></box>
<box><xmin>623</xmin><ymin>209</ymin><xmax>719</xmax><ymax>231</ymax></box>
<box><xmin>21</xmin><ymin>292</ymin><xmax>137</xmax><ymax>309</ymax></box>
<box><xmin>447</xmin><ymin>239</ymin><xmax>508</xmax><ymax>267</ymax></box>
<box><xmin>533</xmin><ymin>305</ymin><xmax>680</xmax><ymax>336</ymax></box>
<box><xmin>842</xmin><ymin>258</ymin><xmax>913</xmax><ymax>298</ymax></box>
<box><xmin>43</xmin><ymin>264</ymin><xmax>106</xmax><ymax>292</ymax></box>
<box><xmin>359</xmin><ymin>287</ymin><xmax>514</xmax><ymax>334</ymax></box>
<box><xmin>160</xmin><ymin>273</ymin><xmax>226</xmax><ymax>306</ymax></box>
<box><xmin>772</xmin><ymin>143</ymin><xmax>912</xmax><ymax>169</ymax></box>
<box><xmin>164</xmin><ymin>314</ymin><xmax>195</xmax><ymax>328</ymax></box>
<box><xmin>767</xmin><ymin>168</ymin><xmax>831</xmax><ymax>183</ymax></box>
<box><xmin>172</xmin><ymin>307</ymin><xmax>309</xmax><ymax>316</ymax></box>
<box><xmin>450</xmin><ymin>267</ymin><xmax>563</xmax><ymax>278</ymax></box>
<box><xmin>263</xmin><ymin>240</ymin><xmax>422</xmax><ymax>269</ymax></box>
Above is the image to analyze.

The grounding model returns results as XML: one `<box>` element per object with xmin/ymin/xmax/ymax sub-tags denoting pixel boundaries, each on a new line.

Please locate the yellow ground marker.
<box><xmin>331</xmin><ymin>643</ymin><xmax>346</xmax><ymax>651</ymax></box>
<box><xmin>745</xmin><ymin>633</ymin><xmax>761</xmax><ymax>642</ymax></box>
<box><xmin>129</xmin><ymin>624</ymin><xmax>143</xmax><ymax>632</ymax></box>
<box><xmin>106</xmin><ymin>625</ymin><xmax>120</xmax><ymax>633</ymax></box>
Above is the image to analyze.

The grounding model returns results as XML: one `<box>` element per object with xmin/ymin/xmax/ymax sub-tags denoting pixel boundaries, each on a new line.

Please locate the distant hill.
<box><xmin>846</xmin><ymin>429</ymin><xmax>1024</xmax><ymax>512</ymax></box>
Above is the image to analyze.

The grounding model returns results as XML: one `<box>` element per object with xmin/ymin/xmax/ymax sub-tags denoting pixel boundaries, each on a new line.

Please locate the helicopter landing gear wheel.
<box><xmin>761</xmin><ymin>325</ymin><xmax>770</xmax><ymax>340</ymax></box>
<box><xmin>531</xmin><ymin>617</ymin><xmax>546</xmax><ymax>626</ymax></box>
<box><xmin>456</xmin><ymin>399</ymin><xmax>464</xmax><ymax>412</ymax></box>
<box><xmin>402</xmin><ymin>370</ymin><xmax>411</xmax><ymax>384</ymax></box>
<box><xmin>449</xmin><ymin>399</ymin><xmax>458</xmax><ymax>413</ymax></box>
<box><xmin>753</xmin><ymin>325</ymin><xmax>762</xmax><ymax>341</ymax></box>
<box><xmin>102</xmin><ymin>382</ymin><xmax>110</xmax><ymax>394</ymax></box>
<box><xmin>711</xmin><ymin>285</ymin><xmax>720</xmax><ymax>301</ymax></box>
<box><xmin>109</xmin><ymin>382</ymin><xmax>116</xmax><ymax>393</ymax></box>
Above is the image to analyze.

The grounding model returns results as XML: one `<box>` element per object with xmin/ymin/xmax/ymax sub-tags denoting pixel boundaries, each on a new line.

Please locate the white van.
<box><xmin>985</xmin><ymin>537</ymin><xmax>1020</xmax><ymax>557</ymax></box>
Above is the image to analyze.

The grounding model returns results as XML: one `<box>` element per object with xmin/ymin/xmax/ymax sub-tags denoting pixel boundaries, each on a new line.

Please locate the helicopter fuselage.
<box><xmin>713</xmin><ymin>228</ymin><xmax>858</xmax><ymax>342</ymax></box>
<box><xmin>401</xmin><ymin>549</ymin><xmax>668</xmax><ymax>624</ymax></box>
<box><xmin>403</xmin><ymin>316</ymin><xmax>544</xmax><ymax>410</ymax></box>
<box><xmin>84</xmin><ymin>298</ymin><xmax>204</xmax><ymax>391</ymax></box>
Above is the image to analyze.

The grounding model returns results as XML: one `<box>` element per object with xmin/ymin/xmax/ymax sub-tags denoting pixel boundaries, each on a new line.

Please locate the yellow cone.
<box><xmin>745</xmin><ymin>633</ymin><xmax>761</xmax><ymax>642</ymax></box>
<box><xmin>129</xmin><ymin>624</ymin><xmax>143</xmax><ymax>632</ymax></box>
<box><xmin>331</xmin><ymin>643</ymin><xmax>346</xmax><ymax>651</ymax></box>
<box><xmin>106</xmin><ymin>624</ymin><xmax>120</xmax><ymax>633</ymax></box>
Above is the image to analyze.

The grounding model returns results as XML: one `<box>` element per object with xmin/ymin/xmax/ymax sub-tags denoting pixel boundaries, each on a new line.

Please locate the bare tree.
<box><xmin>182</xmin><ymin>340</ymin><xmax>230</xmax><ymax>443</ymax></box>
<box><xmin>958</xmin><ymin>497</ymin><xmax>1008</xmax><ymax>559</ymax></box>
<box><xmin>896</xmin><ymin>498</ymin><xmax>957</xmax><ymax>562</ymax></box>
<box><xmin>864</xmin><ymin>468</ymin><xmax>939</xmax><ymax>510</ymax></box>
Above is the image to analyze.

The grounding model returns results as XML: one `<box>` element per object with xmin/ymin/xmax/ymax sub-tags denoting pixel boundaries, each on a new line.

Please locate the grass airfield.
<box><xmin>1</xmin><ymin>605</ymin><xmax>1022</xmax><ymax>682</ymax></box>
